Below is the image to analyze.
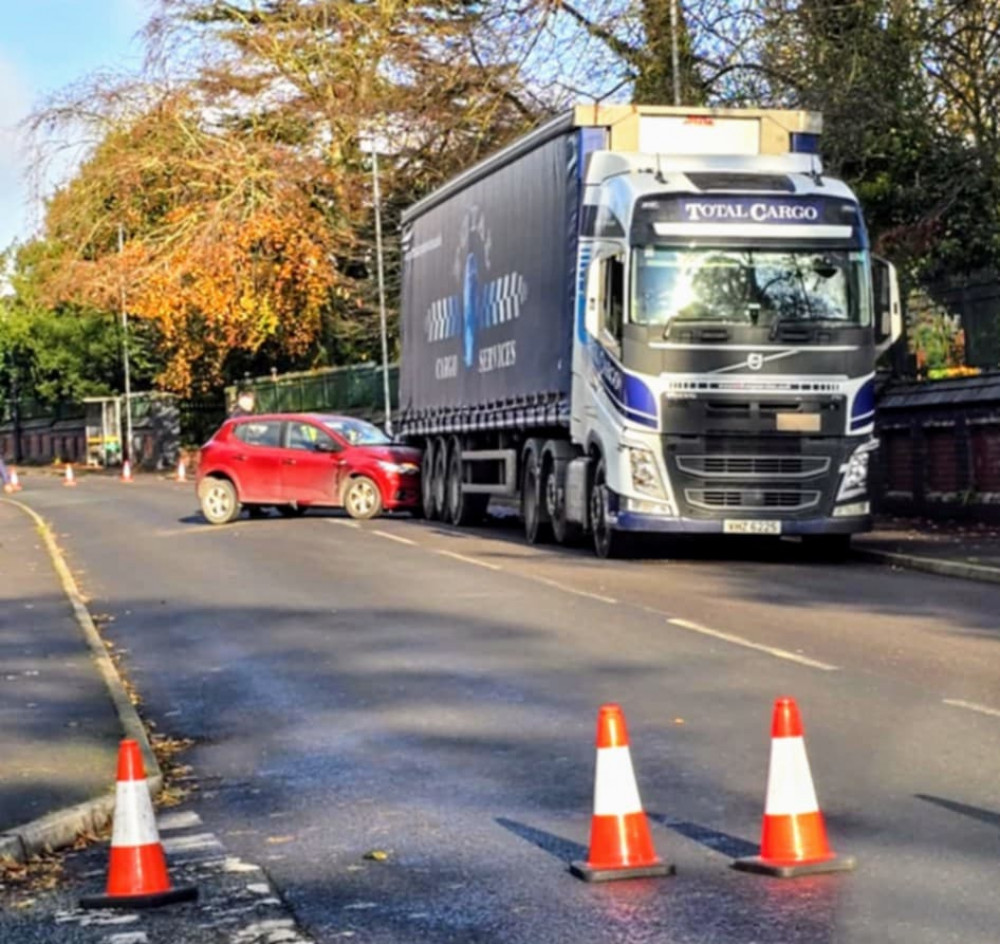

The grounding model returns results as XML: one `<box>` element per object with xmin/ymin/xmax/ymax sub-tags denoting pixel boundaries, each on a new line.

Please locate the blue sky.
<box><xmin>0</xmin><ymin>0</ymin><xmax>150</xmax><ymax>253</ymax></box>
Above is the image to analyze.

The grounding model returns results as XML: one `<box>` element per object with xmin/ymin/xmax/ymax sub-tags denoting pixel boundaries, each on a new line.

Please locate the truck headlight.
<box><xmin>837</xmin><ymin>444</ymin><xmax>873</xmax><ymax>500</ymax></box>
<box><xmin>629</xmin><ymin>447</ymin><xmax>665</xmax><ymax>499</ymax></box>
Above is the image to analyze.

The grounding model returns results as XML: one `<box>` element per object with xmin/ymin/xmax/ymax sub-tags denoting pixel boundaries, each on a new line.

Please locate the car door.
<box><xmin>279</xmin><ymin>420</ymin><xmax>345</xmax><ymax>504</ymax></box>
<box><xmin>230</xmin><ymin>419</ymin><xmax>286</xmax><ymax>503</ymax></box>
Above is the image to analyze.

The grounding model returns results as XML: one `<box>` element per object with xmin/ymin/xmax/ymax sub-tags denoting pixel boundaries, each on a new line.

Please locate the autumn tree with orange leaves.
<box><xmin>27</xmin><ymin>0</ymin><xmax>541</xmax><ymax>394</ymax></box>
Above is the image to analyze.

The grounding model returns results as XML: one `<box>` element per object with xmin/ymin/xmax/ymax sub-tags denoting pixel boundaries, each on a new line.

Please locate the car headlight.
<box><xmin>629</xmin><ymin>447</ymin><xmax>665</xmax><ymax>499</ymax></box>
<box><xmin>378</xmin><ymin>461</ymin><xmax>420</xmax><ymax>475</ymax></box>
<box><xmin>837</xmin><ymin>445</ymin><xmax>872</xmax><ymax>500</ymax></box>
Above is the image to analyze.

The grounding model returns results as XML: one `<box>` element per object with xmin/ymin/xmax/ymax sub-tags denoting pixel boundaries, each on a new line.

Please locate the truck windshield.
<box><xmin>631</xmin><ymin>247</ymin><xmax>872</xmax><ymax>329</ymax></box>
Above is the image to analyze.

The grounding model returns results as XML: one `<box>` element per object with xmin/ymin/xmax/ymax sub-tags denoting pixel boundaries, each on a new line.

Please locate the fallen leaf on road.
<box><xmin>266</xmin><ymin>836</ymin><xmax>296</xmax><ymax>845</ymax></box>
<box><xmin>363</xmin><ymin>850</ymin><xmax>390</xmax><ymax>862</ymax></box>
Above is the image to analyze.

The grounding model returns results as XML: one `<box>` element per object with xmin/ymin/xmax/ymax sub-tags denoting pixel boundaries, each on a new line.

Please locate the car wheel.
<box><xmin>545</xmin><ymin>459</ymin><xmax>583</xmax><ymax>546</ymax></box>
<box><xmin>522</xmin><ymin>450</ymin><xmax>551</xmax><ymax>545</ymax></box>
<box><xmin>589</xmin><ymin>458</ymin><xmax>630</xmax><ymax>559</ymax></box>
<box><xmin>344</xmin><ymin>476</ymin><xmax>383</xmax><ymax>520</ymax></box>
<box><xmin>278</xmin><ymin>505</ymin><xmax>307</xmax><ymax>518</ymax></box>
<box><xmin>198</xmin><ymin>477</ymin><xmax>241</xmax><ymax>525</ymax></box>
<box><xmin>421</xmin><ymin>440</ymin><xmax>438</xmax><ymax>520</ymax></box>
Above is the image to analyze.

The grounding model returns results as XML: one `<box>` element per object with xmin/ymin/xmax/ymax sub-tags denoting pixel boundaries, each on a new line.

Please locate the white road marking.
<box><xmin>436</xmin><ymin>549</ymin><xmax>503</xmax><ymax>571</ymax></box>
<box><xmin>329</xmin><ymin>519</ymin><xmax>361</xmax><ymax>530</ymax></box>
<box><xmin>372</xmin><ymin>529</ymin><xmax>417</xmax><ymax>546</ymax></box>
<box><xmin>105</xmin><ymin>934</ymin><xmax>148</xmax><ymax>944</ymax></box>
<box><xmin>667</xmin><ymin>617</ymin><xmax>838</xmax><ymax>671</ymax></box>
<box><xmin>531</xmin><ymin>575</ymin><xmax>617</xmax><ymax>605</ymax></box>
<box><xmin>162</xmin><ymin>832</ymin><xmax>225</xmax><ymax>855</ymax></box>
<box><xmin>943</xmin><ymin>698</ymin><xmax>1000</xmax><ymax>719</ymax></box>
<box><xmin>157</xmin><ymin>810</ymin><xmax>202</xmax><ymax>831</ymax></box>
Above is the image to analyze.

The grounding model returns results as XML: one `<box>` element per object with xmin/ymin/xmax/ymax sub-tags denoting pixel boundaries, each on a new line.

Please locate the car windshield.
<box><xmin>631</xmin><ymin>247</ymin><xmax>872</xmax><ymax>329</ymax></box>
<box><xmin>318</xmin><ymin>417</ymin><xmax>391</xmax><ymax>446</ymax></box>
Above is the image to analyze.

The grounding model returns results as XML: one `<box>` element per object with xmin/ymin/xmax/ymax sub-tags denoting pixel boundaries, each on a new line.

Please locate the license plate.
<box><xmin>724</xmin><ymin>519</ymin><xmax>782</xmax><ymax>535</ymax></box>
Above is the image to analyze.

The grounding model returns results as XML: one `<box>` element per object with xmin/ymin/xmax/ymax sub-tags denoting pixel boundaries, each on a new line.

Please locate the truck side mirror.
<box><xmin>872</xmin><ymin>256</ymin><xmax>902</xmax><ymax>357</ymax></box>
<box><xmin>585</xmin><ymin>259</ymin><xmax>604</xmax><ymax>338</ymax></box>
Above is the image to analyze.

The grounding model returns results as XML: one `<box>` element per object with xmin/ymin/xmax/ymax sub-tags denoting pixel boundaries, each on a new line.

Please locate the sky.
<box><xmin>0</xmin><ymin>0</ymin><xmax>150</xmax><ymax>255</ymax></box>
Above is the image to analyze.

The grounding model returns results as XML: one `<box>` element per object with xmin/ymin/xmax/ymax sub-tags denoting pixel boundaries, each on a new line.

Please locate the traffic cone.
<box><xmin>64</xmin><ymin>464</ymin><xmax>77</xmax><ymax>487</ymax></box>
<box><xmin>570</xmin><ymin>703</ymin><xmax>674</xmax><ymax>882</ymax></box>
<box><xmin>10</xmin><ymin>468</ymin><xmax>22</xmax><ymax>491</ymax></box>
<box><xmin>734</xmin><ymin>697</ymin><xmax>855</xmax><ymax>877</ymax></box>
<box><xmin>121</xmin><ymin>460</ymin><xmax>134</xmax><ymax>483</ymax></box>
<box><xmin>80</xmin><ymin>740</ymin><xmax>198</xmax><ymax>909</ymax></box>
<box><xmin>176</xmin><ymin>459</ymin><xmax>187</xmax><ymax>483</ymax></box>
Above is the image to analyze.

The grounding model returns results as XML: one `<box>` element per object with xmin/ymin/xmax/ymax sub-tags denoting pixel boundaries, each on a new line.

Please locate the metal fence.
<box><xmin>230</xmin><ymin>363</ymin><xmax>399</xmax><ymax>422</ymax></box>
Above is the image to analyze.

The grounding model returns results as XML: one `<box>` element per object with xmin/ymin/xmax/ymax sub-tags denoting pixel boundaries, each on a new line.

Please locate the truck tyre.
<box><xmin>421</xmin><ymin>440</ymin><xmax>439</xmax><ymax>520</ymax></box>
<box><xmin>544</xmin><ymin>458</ymin><xmax>582</xmax><ymax>546</ymax></box>
<box><xmin>590</xmin><ymin>458</ymin><xmax>631</xmax><ymax>559</ymax></box>
<box><xmin>199</xmin><ymin>476</ymin><xmax>241</xmax><ymax>526</ymax></box>
<box><xmin>522</xmin><ymin>449</ymin><xmax>551</xmax><ymax>544</ymax></box>
<box><xmin>432</xmin><ymin>437</ymin><xmax>449</xmax><ymax>520</ymax></box>
<box><xmin>445</xmin><ymin>438</ymin><xmax>488</xmax><ymax>526</ymax></box>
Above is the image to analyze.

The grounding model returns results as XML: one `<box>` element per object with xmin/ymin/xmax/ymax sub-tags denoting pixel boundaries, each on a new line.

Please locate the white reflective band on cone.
<box><xmin>110</xmin><ymin>780</ymin><xmax>160</xmax><ymax>848</ymax></box>
<box><xmin>764</xmin><ymin>736</ymin><xmax>820</xmax><ymax>815</ymax></box>
<box><xmin>593</xmin><ymin>746</ymin><xmax>644</xmax><ymax>816</ymax></box>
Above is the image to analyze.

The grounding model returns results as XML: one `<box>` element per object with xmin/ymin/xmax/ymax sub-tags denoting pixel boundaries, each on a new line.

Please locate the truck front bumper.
<box><xmin>611</xmin><ymin>511</ymin><xmax>871</xmax><ymax>535</ymax></box>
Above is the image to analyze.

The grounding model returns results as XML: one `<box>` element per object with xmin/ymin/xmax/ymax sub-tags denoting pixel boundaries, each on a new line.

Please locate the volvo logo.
<box><xmin>747</xmin><ymin>352</ymin><xmax>765</xmax><ymax>371</ymax></box>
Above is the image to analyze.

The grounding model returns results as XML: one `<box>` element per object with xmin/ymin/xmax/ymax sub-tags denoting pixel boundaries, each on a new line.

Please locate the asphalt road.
<box><xmin>11</xmin><ymin>475</ymin><xmax>1000</xmax><ymax>943</ymax></box>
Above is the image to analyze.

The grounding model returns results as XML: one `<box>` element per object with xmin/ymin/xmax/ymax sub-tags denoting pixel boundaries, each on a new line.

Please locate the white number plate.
<box><xmin>724</xmin><ymin>519</ymin><xmax>782</xmax><ymax>535</ymax></box>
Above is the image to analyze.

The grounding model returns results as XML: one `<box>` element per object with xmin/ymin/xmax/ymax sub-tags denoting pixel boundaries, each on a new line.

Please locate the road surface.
<box><xmin>9</xmin><ymin>475</ymin><xmax>1000</xmax><ymax>943</ymax></box>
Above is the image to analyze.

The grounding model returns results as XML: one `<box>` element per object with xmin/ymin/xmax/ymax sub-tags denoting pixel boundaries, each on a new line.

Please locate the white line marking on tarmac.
<box><xmin>157</xmin><ymin>810</ymin><xmax>202</xmax><ymax>831</ymax></box>
<box><xmin>531</xmin><ymin>575</ymin><xmax>617</xmax><ymax>604</ymax></box>
<box><xmin>666</xmin><ymin>617</ymin><xmax>838</xmax><ymax>671</ymax></box>
<box><xmin>372</xmin><ymin>529</ymin><xmax>417</xmax><ymax>546</ymax></box>
<box><xmin>105</xmin><ymin>934</ymin><xmax>148</xmax><ymax>944</ymax></box>
<box><xmin>943</xmin><ymin>698</ymin><xmax>1000</xmax><ymax>719</ymax></box>
<box><xmin>329</xmin><ymin>519</ymin><xmax>361</xmax><ymax>529</ymax></box>
<box><xmin>436</xmin><ymin>549</ymin><xmax>503</xmax><ymax>571</ymax></box>
<box><xmin>161</xmin><ymin>832</ymin><xmax>225</xmax><ymax>855</ymax></box>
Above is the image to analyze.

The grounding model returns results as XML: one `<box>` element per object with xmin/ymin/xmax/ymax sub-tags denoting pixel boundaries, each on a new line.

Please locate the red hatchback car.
<box><xmin>196</xmin><ymin>413</ymin><xmax>422</xmax><ymax>524</ymax></box>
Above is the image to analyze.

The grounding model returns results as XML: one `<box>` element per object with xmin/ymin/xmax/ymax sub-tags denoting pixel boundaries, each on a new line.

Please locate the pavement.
<box><xmin>855</xmin><ymin>516</ymin><xmax>1000</xmax><ymax>584</ymax></box>
<box><xmin>2</xmin><ymin>475</ymin><xmax>1000</xmax><ymax>943</ymax></box>
<box><xmin>0</xmin><ymin>500</ymin><xmax>120</xmax><ymax>837</ymax></box>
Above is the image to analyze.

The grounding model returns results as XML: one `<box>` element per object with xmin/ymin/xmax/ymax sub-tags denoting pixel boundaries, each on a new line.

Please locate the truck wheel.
<box><xmin>545</xmin><ymin>459</ymin><xmax>582</xmax><ymax>546</ymax></box>
<box><xmin>522</xmin><ymin>450</ymin><xmax>551</xmax><ymax>544</ymax></box>
<box><xmin>421</xmin><ymin>440</ymin><xmax>439</xmax><ymax>519</ymax></box>
<box><xmin>198</xmin><ymin>476</ymin><xmax>241</xmax><ymax>525</ymax></box>
<box><xmin>432</xmin><ymin>437</ymin><xmax>448</xmax><ymax>521</ymax></box>
<box><xmin>445</xmin><ymin>439</ymin><xmax>488</xmax><ymax>526</ymax></box>
<box><xmin>589</xmin><ymin>458</ymin><xmax>630</xmax><ymax>559</ymax></box>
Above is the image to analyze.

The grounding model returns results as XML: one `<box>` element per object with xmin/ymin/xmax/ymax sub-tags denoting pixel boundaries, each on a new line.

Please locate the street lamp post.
<box><xmin>368</xmin><ymin>138</ymin><xmax>393</xmax><ymax>437</ymax></box>
<box><xmin>118</xmin><ymin>225</ymin><xmax>134</xmax><ymax>465</ymax></box>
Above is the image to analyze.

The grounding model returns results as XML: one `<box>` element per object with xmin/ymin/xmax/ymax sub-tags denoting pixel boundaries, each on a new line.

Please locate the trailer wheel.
<box><xmin>421</xmin><ymin>440</ymin><xmax>439</xmax><ymax>520</ymax></box>
<box><xmin>445</xmin><ymin>438</ymin><xmax>488</xmax><ymax>526</ymax></box>
<box><xmin>590</xmin><ymin>458</ymin><xmax>631</xmax><ymax>559</ymax></box>
<box><xmin>522</xmin><ymin>450</ymin><xmax>551</xmax><ymax>545</ymax></box>
<box><xmin>544</xmin><ymin>459</ymin><xmax>582</xmax><ymax>546</ymax></box>
<box><xmin>432</xmin><ymin>437</ymin><xmax>448</xmax><ymax>520</ymax></box>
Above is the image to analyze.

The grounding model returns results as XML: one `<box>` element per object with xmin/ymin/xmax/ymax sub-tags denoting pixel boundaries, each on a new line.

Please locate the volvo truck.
<box><xmin>397</xmin><ymin>106</ymin><xmax>901</xmax><ymax>557</ymax></box>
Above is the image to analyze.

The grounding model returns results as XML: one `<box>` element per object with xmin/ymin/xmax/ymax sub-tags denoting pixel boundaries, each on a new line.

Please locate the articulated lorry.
<box><xmin>397</xmin><ymin>105</ymin><xmax>902</xmax><ymax>557</ymax></box>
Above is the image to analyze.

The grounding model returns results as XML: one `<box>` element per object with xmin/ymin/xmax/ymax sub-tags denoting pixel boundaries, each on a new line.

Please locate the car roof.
<box><xmin>227</xmin><ymin>413</ymin><xmax>356</xmax><ymax>424</ymax></box>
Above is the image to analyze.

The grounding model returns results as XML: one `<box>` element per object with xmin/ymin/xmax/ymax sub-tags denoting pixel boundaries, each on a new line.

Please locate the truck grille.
<box><xmin>685</xmin><ymin>488</ymin><xmax>821</xmax><ymax>512</ymax></box>
<box><xmin>675</xmin><ymin>455</ymin><xmax>830</xmax><ymax>479</ymax></box>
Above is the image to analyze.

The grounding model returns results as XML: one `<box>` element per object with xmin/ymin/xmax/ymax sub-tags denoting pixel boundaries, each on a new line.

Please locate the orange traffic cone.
<box><xmin>570</xmin><ymin>703</ymin><xmax>674</xmax><ymax>882</ymax></box>
<box><xmin>176</xmin><ymin>459</ymin><xmax>187</xmax><ymax>483</ymax></box>
<box><xmin>734</xmin><ymin>697</ymin><xmax>855</xmax><ymax>877</ymax></box>
<box><xmin>10</xmin><ymin>468</ymin><xmax>22</xmax><ymax>491</ymax></box>
<box><xmin>80</xmin><ymin>740</ymin><xmax>197</xmax><ymax>909</ymax></box>
<box><xmin>121</xmin><ymin>460</ymin><xmax>134</xmax><ymax>483</ymax></box>
<box><xmin>64</xmin><ymin>464</ymin><xmax>77</xmax><ymax>487</ymax></box>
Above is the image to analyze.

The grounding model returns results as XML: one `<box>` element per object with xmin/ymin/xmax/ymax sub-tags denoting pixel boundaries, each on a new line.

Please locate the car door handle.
<box><xmin>234</xmin><ymin>455</ymin><xmax>248</xmax><ymax>462</ymax></box>
<box><xmin>282</xmin><ymin>459</ymin><xmax>297</xmax><ymax>466</ymax></box>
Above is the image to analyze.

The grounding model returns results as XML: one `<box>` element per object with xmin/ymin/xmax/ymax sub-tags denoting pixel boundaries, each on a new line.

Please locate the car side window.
<box><xmin>287</xmin><ymin>422</ymin><xmax>338</xmax><ymax>453</ymax></box>
<box><xmin>233</xmin><ymin>420</ymin><xmax>283</xmax><ymax>448</ymax></box>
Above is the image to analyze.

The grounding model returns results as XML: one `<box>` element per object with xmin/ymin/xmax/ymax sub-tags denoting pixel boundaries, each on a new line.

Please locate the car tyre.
<box><xmin>344</xmin><ymin>475</ymin><xmax>383</xmax><ymax>520</ymax></box>
<box><xmin>198</xmin><ymin>477</ymin><xmax>241</xmax><ymax>526</ymax></box>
